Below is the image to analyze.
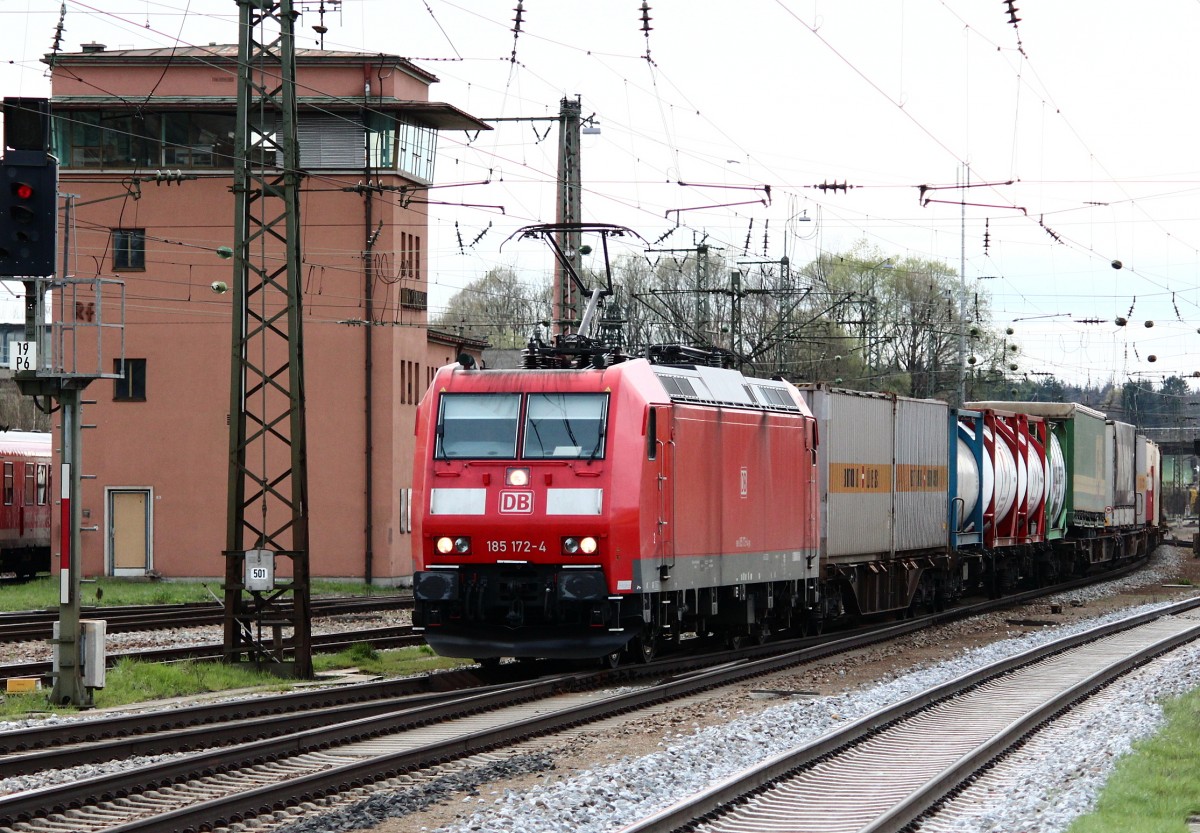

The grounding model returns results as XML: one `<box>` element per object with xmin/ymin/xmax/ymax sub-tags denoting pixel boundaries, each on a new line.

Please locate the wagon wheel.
<box><xmin>600</xmin><ymin>648</ymin><xmax>623</xmax><ymax>669</ymax></box>
<box><xmin>633</xmin><ymin>632</ymin><xmax>658</xmax><ymax>663</ymax></box>
<box><xmin>753</xmin><ymin>622</ymin><xmax>771</xmax><ymax>645</ymax></box>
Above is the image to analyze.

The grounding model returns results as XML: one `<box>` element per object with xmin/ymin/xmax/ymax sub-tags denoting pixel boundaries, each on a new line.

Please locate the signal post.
<box><xmin>2</xmin><ymin>97</ymin><xmax>123</xmax><ymax>707</ymax></box>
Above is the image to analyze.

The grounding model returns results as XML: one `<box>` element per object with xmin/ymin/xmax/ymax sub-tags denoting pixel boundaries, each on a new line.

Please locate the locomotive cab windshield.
<box><xmin>436</xmin><ymin>391</ymin><xmax>609</xmax><ymax>461</ymax></box>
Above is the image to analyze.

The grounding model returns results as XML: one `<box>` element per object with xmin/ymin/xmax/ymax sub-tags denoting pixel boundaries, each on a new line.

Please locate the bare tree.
<box><xmin>0</xmin><ymin>377</ymin><xmax>50</xmax><ymax>432</ymax></box>
<box><xmin>441</xmin><ymin>244</ymin><xmax>1009</xmax><ymax>394</ymax></box>
<box><xmin>432</xmin><ymin>267</ymin><xmax>549</xmax><ymax>348</ymax></box>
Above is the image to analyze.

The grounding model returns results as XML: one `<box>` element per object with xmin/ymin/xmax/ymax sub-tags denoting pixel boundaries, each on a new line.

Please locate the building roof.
<box><xmin>428</xmin><ymin>328</ymin><xmax>488</xmax><ymax>351</ymax></box>
<box><xmin>44</xmin><ymin>45</ymin><xmax>492</xmax><ymax>132</ymax></box>
<box><xmin>51</xmin><ymin>96</ymin><xmax>490</xmax><ymax>131</ymax></box>
<box><xmin>46</xmin><ymin>44</ymin><xmax>440</xmax><ymax>83</ymax></box>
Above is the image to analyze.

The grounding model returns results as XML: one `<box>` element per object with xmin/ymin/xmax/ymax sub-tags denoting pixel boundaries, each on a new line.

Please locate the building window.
<box><xmin>367</xmin><ymin>113</ymin><xmax>437</xmax><ymax>181</ymax></box>
<box><xmin>53</xmin><ymin>110</ymin><xmax>257</xmax><ymax>169</ymax></box>
<box><xmin>112</xmin><ymin>229</ymin><xmax>146</xmax><ymax>271</ymax></box>
<box><xmin>114</xmin><ymin>358</ymin><xmax>147</xmax><ymax>401</ymax></box>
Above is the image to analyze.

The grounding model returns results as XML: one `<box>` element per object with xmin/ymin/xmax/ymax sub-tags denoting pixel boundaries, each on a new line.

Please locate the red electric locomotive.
<box><xmin>410</xmin><ymin>356</ymin><xmax>822</xmax><ymax>662</ymax></box>
<box><xmin>0</xmin><ymin>431</ymin><xmax>52</xmax><ymax>579</ymax></box>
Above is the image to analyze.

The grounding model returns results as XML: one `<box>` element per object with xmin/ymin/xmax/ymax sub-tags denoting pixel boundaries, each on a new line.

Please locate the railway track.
<box><xmin>0</xmin><ymin>594</ymin><xmax>412</xmax><ymax>643</ymax></box>
<box><xmin>0</xmin><ymin>564</ymin><xmax>1182</xmax><ymax>833</ymax></box>
<box><xmin>0</xmin><ymin>560</ymin><xmax>1152</xmax><ymax>758</ymax></box>
<box><xmin>618</xmin><ymin>596</ymin><xmax>1200</xmax><ymax>833</ymax></box>
<box><xmin>0</xmin><ymin>624</ymin><xmax>424</xmax><ymax>682</ymax></box>
<box><xmin>0</xmin><ymin>555</ymin><xmax>1150</xmax><ymax>684</ymax></box>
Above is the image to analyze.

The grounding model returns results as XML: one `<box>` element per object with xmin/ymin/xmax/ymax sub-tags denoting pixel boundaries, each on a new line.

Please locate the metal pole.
<box><xmin>957</xmin><ymin>165</ymin><xmax>968</xmax><ymax>407</ymax></box>
<box><xmin>554</xmin><ymin>96</ymin><xmax>582</xmax><ymax>337</ymax></box>
<box><xmin>51</xmin><ymin>385</ymin><xmax>87</xmax><ymax>706</ymax></box>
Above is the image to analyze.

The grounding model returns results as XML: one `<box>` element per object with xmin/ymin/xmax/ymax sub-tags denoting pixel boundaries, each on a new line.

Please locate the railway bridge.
<box><xmin>1143</xmin><ymin>427</ymin><xmax>1200</xmax><ymax>456</ymax></box>
<box><xmin>1144</xmin><ymin>427</ymin><xmax>1200</xmax><ymax>520</ymax></box>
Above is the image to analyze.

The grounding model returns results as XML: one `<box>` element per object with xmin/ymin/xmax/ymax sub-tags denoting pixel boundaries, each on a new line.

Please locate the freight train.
<box><xmin>409</xmin><ymin>353</ymin><xmax>1160</xmax><ymax>664</ymax></box>
<box><xmin>0</xmin><ymin>431</ymin><xmax>52</xmax><ymax>580</ymax></box>
<box><xmin>410</xmin><ymin>224</ymin><xmax>1160</xmax><ymax>664</ymax></box>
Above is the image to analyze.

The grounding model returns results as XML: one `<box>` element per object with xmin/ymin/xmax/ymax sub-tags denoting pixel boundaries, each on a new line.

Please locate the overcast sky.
<box><xmin>2</xmin><ymin>0</ymin><xmax>1198</xmax><ymax>389</ymax></box>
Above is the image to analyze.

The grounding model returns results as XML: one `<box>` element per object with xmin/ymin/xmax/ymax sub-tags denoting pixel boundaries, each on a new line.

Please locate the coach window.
<box><xmin>36</xmin><ymin>464</ymin><xmax>47</xmax><ymax>505</ymax></box>
<box><xmin>23</xmin><ymin>464</ymin><xmax>34</xmax><ymax>505</ymax></box>
<box><xmin>114</xmin><ymin>358</ymin><xmax>147</xmax><ymax>401</ymax></box>
<box><xmin>523</xmin><ymin>393</ymin><xmax>608</xmax><ymax>460</ymax></box>
<box><xmin>436</xmin><ymin>393</ymin><xmax>520</xmax><ymax>459</ymax></box>
<box><xmin>3</xmin><ymin>462</ymin><xmax>12</xmax><ymax>506</ymax></box>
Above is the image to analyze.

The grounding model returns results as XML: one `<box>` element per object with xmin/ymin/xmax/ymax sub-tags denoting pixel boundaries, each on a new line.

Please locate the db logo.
<box><xmin>499</xmin><ymin>490</ymin><xmax>534</xmax><ymax>514</ymax></box>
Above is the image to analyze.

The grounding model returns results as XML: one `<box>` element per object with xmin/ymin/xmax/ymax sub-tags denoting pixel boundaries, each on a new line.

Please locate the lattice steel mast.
<box><xmin>222</xmin><ymin>0</ymin><xmax>312</xmax><ymax>678</ymax></box>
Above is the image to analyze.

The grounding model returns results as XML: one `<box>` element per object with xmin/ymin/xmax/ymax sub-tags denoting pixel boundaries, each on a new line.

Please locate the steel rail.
<box><xmin>617</xmin><ymin>595</ymin><xmax>1200</xmax><ymax>833</ymax></box>
<box><xmin>0</xmin><ymin>624</ymin><xmax>423</xmax><ymax>681</ymax></box>
<box><xmin>0</xmin><ymin>595</ymin><xmax>412</xmax><ymax>642</ymax></box>
<box><xmin>0</xmin><ymin>555</ymin><xmax>1161</xmax><ymax>766</ymax></box>
<box><xmin>3</xmin><ymin>590</ymin><xmax>1188</xmax><ymax>832</ymax></box>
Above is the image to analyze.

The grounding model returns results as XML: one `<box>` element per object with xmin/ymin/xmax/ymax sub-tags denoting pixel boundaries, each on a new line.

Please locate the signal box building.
<box><xmin>45</xmin><ymin>44</ymin><xmax>488</xmax><ymax>583</ymax></box>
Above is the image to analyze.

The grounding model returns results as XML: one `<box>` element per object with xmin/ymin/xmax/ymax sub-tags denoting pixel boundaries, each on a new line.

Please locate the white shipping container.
<box><xmin>893</xmin><ymin>397</ymin><xmax>951</xmax><ymax>551</ymax></box>
<box><xmin>1135</xmin><ymin>434</ymin><xmax>1148</xmax><ymax>527</ymax></box>
<box><xmin>1107</xmin><ymin>421</ymin><xmax>1136</xmax><ymax>527</ymax></box>
<box><xmin>800</xmin><ymin>386</ymin><xmax>948</xmax><ymax>561</ymax></box>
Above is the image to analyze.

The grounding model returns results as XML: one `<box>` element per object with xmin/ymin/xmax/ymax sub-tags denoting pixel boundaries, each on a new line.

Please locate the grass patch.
<box><xmin>0</xmin><ymin>577</ymin><xmax>395</xmax><ymax>611</ymax></box>
<box><xmin>1068</xmin><ymin>687</ymin><xmax>1200</xmax><ymax>833</ymax></box>
<box><xmin>313</xmin><ymin>643</ymin><xmax>470</xmax><ymax>677</ymax></box>
<box><xmin>0</xmin><ymin>658</ymin><xmax>291</xmax><ymax>716</ymax></box>
<box><xmin>0</xmin><ymin>648</ymin><xmax>468</xmax><ymax>718</ymax></box>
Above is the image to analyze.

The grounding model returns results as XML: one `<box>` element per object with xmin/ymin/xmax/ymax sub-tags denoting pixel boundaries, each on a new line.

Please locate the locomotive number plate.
<box><xmin>486</xmin><ymin>539</ymin><xmax>548</xmax><ymax>554</ymax></box>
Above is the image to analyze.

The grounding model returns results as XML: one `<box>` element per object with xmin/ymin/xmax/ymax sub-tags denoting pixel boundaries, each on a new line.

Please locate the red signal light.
<box><xmin>11</xmin><ymin>182</ymin><xmax>33</xmax><ymax>200</ymax></box>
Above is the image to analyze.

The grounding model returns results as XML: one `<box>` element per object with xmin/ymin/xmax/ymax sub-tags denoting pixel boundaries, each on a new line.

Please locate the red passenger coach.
<box><xmin>411</xmin><ymin>358</ymin><xmax>822</xmax><ymax>662</ymax></box>
<box><xmin>0</xmin><ymin>431</ymin><xmax>52</xmax><ymax>579</ymax></box>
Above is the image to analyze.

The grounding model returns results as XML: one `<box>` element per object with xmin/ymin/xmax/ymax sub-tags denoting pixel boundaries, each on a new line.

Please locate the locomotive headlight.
<box><xmin>562</xmin><ymin>536</ymin><xmax>598</xmax><ymax>555</ymax></box>
<box><xmin>506</xmin><ymin>467</ymin><xmax>530</xmax><ymax>486</ymax></box>
<box><xmin>436</xmin><ymin>536</ymin><xmax>472</xmax><ymax>555</ymax></box>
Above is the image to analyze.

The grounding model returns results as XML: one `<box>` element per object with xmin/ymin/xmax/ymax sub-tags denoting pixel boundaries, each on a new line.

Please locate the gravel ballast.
<box><xmin>3</xmin><ymin>545</ymin><xmax>1197</xmax><ymax>833</ymax></box>
<box><xmin>396</xmin><ymin>545</ymin><xmax>1200</xmax><ymax>833</ymax></box>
